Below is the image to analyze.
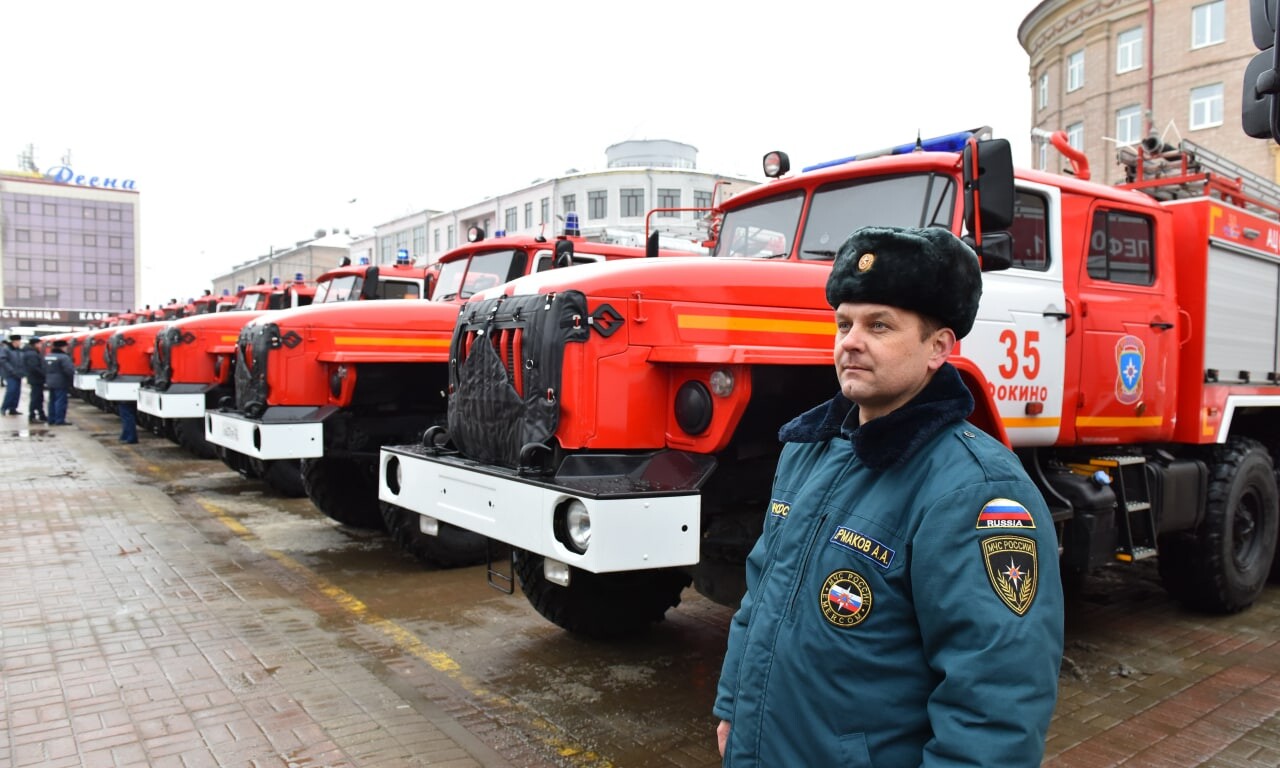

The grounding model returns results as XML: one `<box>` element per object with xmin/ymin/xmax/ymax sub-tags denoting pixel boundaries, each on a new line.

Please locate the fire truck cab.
<box><xmin>379</xmin><ymin>128</ymin><xmax>1280</xmax><ymax>638</ymax></box>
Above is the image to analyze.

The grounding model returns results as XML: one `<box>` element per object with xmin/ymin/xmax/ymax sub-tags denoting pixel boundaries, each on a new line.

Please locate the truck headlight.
<box><xmin>554</xmin><ymin>498</ymin><xmax>591</xmax><ymax>554</ymax></box>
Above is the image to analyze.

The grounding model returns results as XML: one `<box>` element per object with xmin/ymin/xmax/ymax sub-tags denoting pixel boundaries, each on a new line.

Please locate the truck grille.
<box><xmin>103</xmin><ymin>334</ymin><xmax>124</xmax><ymax>379</ymax></box>
<box><xmin>447</xmin><ymin>291</ymin><xmax>591</xmax><ymax>468</ymax></box>
<box><xmin>151</xmin><ymin>326</ymin><xmax>181</xmax><ymax>390</ymax></box>
<box><xmin>234</xmin><ymin>322</ymin><xmax>278</xmax><ymax>418</ymax></box>
<box><xmin>77</xmin><ymin>337</ymin><xmax>96</xmax><ymax>372</ymax></box>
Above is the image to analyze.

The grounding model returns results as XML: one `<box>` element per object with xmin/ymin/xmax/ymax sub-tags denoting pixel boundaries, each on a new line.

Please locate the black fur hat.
<box><xmin>825</xmin><ymin>226</ymin><xmax>982</xmax><ymax>339</ymax></box>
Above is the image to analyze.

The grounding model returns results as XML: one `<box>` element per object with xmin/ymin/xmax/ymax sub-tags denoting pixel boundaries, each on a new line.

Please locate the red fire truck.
<box><xmin>379</xmin><ymin>128</ymin><xmax>1280</xmax><ymax>637</ymax></box>
<box><xmin>204</xmin><ymin>225</ymin><xmax>695</xmax><ymax>565</ymax></box>
<box><xmin>139</xmin><ymin>259</ymin><xmax>429</xmax><ymax>485</ymax></box>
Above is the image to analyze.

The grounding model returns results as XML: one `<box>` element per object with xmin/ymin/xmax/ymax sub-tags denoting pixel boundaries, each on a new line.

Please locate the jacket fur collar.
<box><xmin>777</xmin><ymin>363</ymin><xmax>975</xmax><ymax>471</ymax></box>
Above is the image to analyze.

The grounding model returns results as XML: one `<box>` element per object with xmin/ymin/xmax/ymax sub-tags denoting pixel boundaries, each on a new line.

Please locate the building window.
<box><xmin>1116</xmin><ymin>28</ymin><xmax>1143</xmax><ymax>74</ymax></box>
<box><xmin>1066</xmin><ymin>122</ymin><xmax>1084</xmax><ymax>150</ymax></box>
<box><xmin>1192</xmin><ymin>1</ymin><xmax>1225</xmax><ymax>48</ymax></box>
<box><xmin>588</xmin><ymin>190</ymin><xmax>608</xmax><ymax>220</ymax></box>
<box><xmin>85</xmin><ymin>289</ymin><xmax>98</xmax><ymax>302</ymax></box>
<box><xmin>44</xmin><ymin>259</ymin><xmax>58</xmax><ymax>272</ymax></box>
<box><xmin>1038</xmin><ymin>140</ymin><xmax>1048</xmax><ymax>170</ymax></box>
<box><xmin>433</xmin><ymin>228</ymin><xmax>440</xmax><ymax>252</ymax></box>
<box><xmin>561</xmin><ymin>194</ymin><xmax>576</xmax><ymax>214</ymax></box>
<box><xmin>83</xmin><ymin>206</ymin><xmax>96</xmax><ymax>219</ymax></box>
<box><xmin>657</xmin><ymin>188</ymin><xmax>681</xmax><ymax>218</ymax></box>
<box><xmin>413</xmin><ymin>226</ymin><xmax>425</xmax><ymax>258</ymax></box>
<box><xmin>16</xmin><ymin>229</ymin><xmax>29</xmax><ymax>242</ymax></box>
<box><xmin>1088</xmin><ymin>209</ymin><xmax>1154</xmax><ymax>285</ymax></box>
<box><xmin>621</xmin><ymin>188</ymin><xmax>644</xmax><ymax>217</ymax></box>
<box><xmin>43</xmin><ymin>203</ymin><xmax>56</xmax><ymax>216</ymax></box>
<box><xmin>43</xmin><ymin>231</ymin><xmax>57</xmax><ymax>244</ymax></box>
<box><xmin>44</xmin><ymin>287</ymin><xmax>58</xmax><ymax>299</ymax></box>
<box><xmin>1190</xmin><ymin>83</ymin><xmax>1224</xmax><ymax>129</ymax></box>
<box><xmin>85</xmin><ymin>262</ymin><xmax>98</xmax><ymax>274</ymax></box>
<box><xmin>540</xmin><ymin>197</ymin><xmax>550</xmax><ymax>224</ymax></box>
<box><xmin>16</xmin><ymin>287</ymin><xmax>30</xmax><ymax>300</ymax></box>
<box><xmin>110</xmin><ymin>290</ymin><xmax>123</xmax><ymax>303</ymax></box>
<box><xmin>1116</xmin><ymin>104</ymin><xmax>1143</xmax><ymax>145</ymax></box>
<box><xmin>504</xmin><ymin>207</ymin><xmax>517</xmax><ymax>234</ymax></box>
<box><xmin>15</xmin><ymin>200</ymin><xmax>28</xmax><ymax>214</ymax></box>
<box><xmin>108</xmin><ymin>209</ymin><xmax>122</xmax><ymax>221</ymax></box>
<box><xmin>109</xmin><ymin>262</ymin><xmax>123</xmax><ymax>275</ymax></box>
<box><xmin>16</xmin><ymin>258</ymin><xmax>30</xmax><ymax>271</ymax></box>
<box><xmin>1037</xmin><ymin>73</ymin><xmax>1049</xmax><ymax>110</ymax></box>
<box><xmin>447</xmin><ymin>225</ymin><xmax>455</xmax><ymax>249</ymax></box>
<box><xmin>524</xmin><ymin>202</ymin><xmax>533</xmax><ymax>229</ymax></box>
<box><xmin>109</xmin><ymin>235</ymin><xmax>122</xmax><ymax>249</ymax></box>
<box><xmin>83</xmin><ymin>234</ymin><xmax>97</xmax><ymax>246</ymax></box>
<box><xmin>694</xmin><ymin>190</ymin><xmax>713</xmax><ymax>211</ymax></box>
<box><xmin>1066</xmin><ymin>50</ymin><xmax>1084</xmax><ymax>92</ymax></box>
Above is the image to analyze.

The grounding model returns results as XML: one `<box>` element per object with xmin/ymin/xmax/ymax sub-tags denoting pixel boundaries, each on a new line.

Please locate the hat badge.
<box><xmin>857</xmin><ymin>252</ymin><xmax>875</xmax><ymax>272</ymax></box>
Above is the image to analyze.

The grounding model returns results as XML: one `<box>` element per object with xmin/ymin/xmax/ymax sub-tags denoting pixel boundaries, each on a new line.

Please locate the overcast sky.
<box><xmin>3</xmin><ymin>1</ymin><xmax>1042</xmax><ymax>306</ymax></box>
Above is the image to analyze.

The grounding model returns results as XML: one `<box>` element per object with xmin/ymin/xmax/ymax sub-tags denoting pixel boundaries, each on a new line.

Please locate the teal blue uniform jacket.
<box><xmin>714</xmin><ymin>364</ymin><xmax>1063</xmax><ymax>767</ymax></box>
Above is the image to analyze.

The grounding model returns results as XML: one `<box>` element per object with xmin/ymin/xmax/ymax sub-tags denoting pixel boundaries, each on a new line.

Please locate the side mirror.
<box><xmin>646</xmin><ymin>230</ymin><xmax>659</xmax><ymax>258</ymax></box>
<box><xmin>964</xmin><ymin>232</ymin><xmax>1013</xmax><ymax>272</ymax></box>
<box><xmin>360</xmin><ymin>266</ymin><xmax>380</xmax><ymax>300</ymax></box>
<box><xmin>554</xmin><ymin>240</ymin><xmax>574</xmax><ymax>268</ymax></box>
<box><xmin>962</xmin><ymin>138</ymin><xmax>1014</xmax><ymax>234</ymax></box>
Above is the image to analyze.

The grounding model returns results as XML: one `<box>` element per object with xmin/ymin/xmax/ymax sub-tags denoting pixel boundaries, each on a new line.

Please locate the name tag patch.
<box><xmin>769</xmin><ymin>500</ymin><xmax>790</xmax><ymax>519</ymax></box>
<box><xmin>829</xmin><ymin>526</ymin><xmax>895</xmax><ymax>569</ymax></box>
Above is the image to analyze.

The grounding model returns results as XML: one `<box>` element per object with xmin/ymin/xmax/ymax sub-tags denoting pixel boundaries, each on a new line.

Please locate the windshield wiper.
<box><xmin>801</xmin><ymin>249</ymin><xmax>837</xmax><ymax>258</ymax></box>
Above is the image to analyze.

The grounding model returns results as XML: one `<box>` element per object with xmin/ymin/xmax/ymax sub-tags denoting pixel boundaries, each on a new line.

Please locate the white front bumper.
<box><xmin>95</xmin><ymin>379</ymin><xmax>140</xmax><ymax>401</ymax></box>
<box><xmin>205</xmin><ymin>411</ymin><xmax>323</xmax><ymax>459</ymax></box>
<box><xmin>378</xmin><ymin>447</ymin><xmax>701</xmax><ymax>573</ymax></box>
<box><xmin>73</xmin><ymin>373</ymin><xmax>99</xmax><ymax>391</ymax></box>
<box><xmin>137</xmin><ymin>388</ymin><xmax>206</xmax><ymax>419</ymax></box>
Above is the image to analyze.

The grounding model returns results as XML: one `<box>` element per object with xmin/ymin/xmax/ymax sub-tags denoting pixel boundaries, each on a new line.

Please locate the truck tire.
<box><xmin>379</xmin><ymin>502</ymin><xmax>487</xmax><ymax>568</ymax></box>
<box><xmin>174</xmin><ymin>417</ymin><xmax>216</xmax><ymax>459</ymax></box>
<box><xmin>515</xmin><ymin>552</ymin><xmax>691</xmax><ymax>639</ymax></box>
<box><xmin>1159</xmin><ymin>437</ymin><xmax>1278</xmax><ymax>613</ymax></box>
<box><xmin>301</xmin><ymin>457</ymin><xmax>384</xmax><ymax>529</ymax></box>
<box><xmin>258</xmin><ymin>459</ymin><xmax>307</xmax><ymax>498</ymax></box>
<box><xmin>216</xmin><ymin>445</ymin><xmax>262</xmax><ymax>480</ymax></box>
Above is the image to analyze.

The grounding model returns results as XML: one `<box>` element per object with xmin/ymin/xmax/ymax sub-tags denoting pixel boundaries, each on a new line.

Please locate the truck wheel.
<box><xmin>1162</xmin><ymin>437</ymin><xmax>1278</xmax><ymax>613</ymax></box>
<box><xmin>174</xmin><ymin>417</ymin><xmax>216</xmax><ymax>459</ymax></box>
<box><xmin>301</xmin><ymin>457</ymin><xmax>384</xmax><ymax>529</ymax></box>
<box><xmin>215</xmin><ymin>445</ymin><xmax>262</xmax><ymax>480</ymax></box>
<box><xmin>260</xmin><ymin>459</ymin><xmax>307</xmax><ymax>498</ymax></box>
<box><xmin>515</xmin><ymin>552</ymin><xmax>691</xmax><ymax>639</ymax></box>
<box><xmin>379</xmin><ymin>502</ymin><xmax>487</xmax><ymax>567</ymax></box>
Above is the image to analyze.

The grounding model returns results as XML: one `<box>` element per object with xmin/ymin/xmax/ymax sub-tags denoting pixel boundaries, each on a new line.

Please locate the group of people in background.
<box><xmin>0</xmin><ymin>333</ymin><xmax>76</xmax><ymax>427</ymax></box>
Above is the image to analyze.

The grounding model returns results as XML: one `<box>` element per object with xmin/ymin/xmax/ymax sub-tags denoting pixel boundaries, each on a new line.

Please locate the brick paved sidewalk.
<box><xmin>0</xmin><ymin>405</ymin><xmax>513</xmax><ymax>768</ymax></box>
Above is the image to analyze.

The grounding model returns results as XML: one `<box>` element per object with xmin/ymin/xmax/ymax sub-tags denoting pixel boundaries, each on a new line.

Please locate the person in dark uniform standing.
<box><xmin>0</xmin><ymin>334</ymin><xmax>22</xmax><ymax>415</ymax></box>
<box><xmin>714</xmin><ymin>226</ymin><xmax>1064</xmax><ymax>767</ymax></box>
<box><xmin>43</xmin><ymin>339</ymin><xmax>76</xmax><ymax>426</ymax></box>
<box><xmin>21</xmin><ymin>337</ymin><xmax>46</xmax><ymax>422</ymax></box>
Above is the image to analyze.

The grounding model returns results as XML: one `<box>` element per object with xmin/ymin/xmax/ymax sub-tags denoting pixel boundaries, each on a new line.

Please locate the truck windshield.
<box><xmin>316</xmin><ymin>275</ymin><xmax>360</xmax><ymax>303</ymax></box>
<box><xmin>434</xmin><ymin>249</ymin><xmax>526</xmax><ymax>301</ymax></box>
<box><xmin>713</xmin><ymin>173</ymin><xmax>957</xmax><ymax>260</ymax></box>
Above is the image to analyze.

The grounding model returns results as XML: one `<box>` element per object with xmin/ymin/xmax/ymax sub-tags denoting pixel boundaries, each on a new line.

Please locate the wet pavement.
<box><xmin>1</xmin><ymin>395</ymin><xmax>1279</xmax><ymax>767</ymax></box>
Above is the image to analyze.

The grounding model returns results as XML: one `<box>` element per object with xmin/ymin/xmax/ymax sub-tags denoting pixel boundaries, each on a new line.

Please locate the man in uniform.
<box><xmin>0</xmin><ymin>334</ymin><xmax>22</xmax><ymax>415</ymax></box>
<box><xmin>714</xmin><ymin>226</ymin><xmax>1063</xmax><ymax>766</ymax></box>
<box><xmin>43</xmin><ymin>339</ymin><xmax>76</xmax><ymax>426</ymax></box>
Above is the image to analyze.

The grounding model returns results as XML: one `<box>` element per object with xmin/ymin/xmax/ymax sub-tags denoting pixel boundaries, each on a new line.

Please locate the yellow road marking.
<box><xmin>197</xmin><ymin>499</ymin><xmax>613</xmax><ymax>767</ymax></box>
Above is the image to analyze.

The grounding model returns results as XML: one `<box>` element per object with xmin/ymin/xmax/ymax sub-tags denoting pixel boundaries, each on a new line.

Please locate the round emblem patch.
<box><xmin>857</xmin><ymin>252</ymin><xmax>875</xmax><ymax>272</ymax></box>
<box><xmin>820</xmin><ymin>569</ymin><xmax>873</xmax><ymax>628</ymax></box>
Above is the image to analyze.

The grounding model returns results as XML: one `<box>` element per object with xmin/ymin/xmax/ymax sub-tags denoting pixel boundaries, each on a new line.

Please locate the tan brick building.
<box><xmin>1019</xmin><ymin>0</ymin><xmax>1280</xmax><ymax>186</ymax></box>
